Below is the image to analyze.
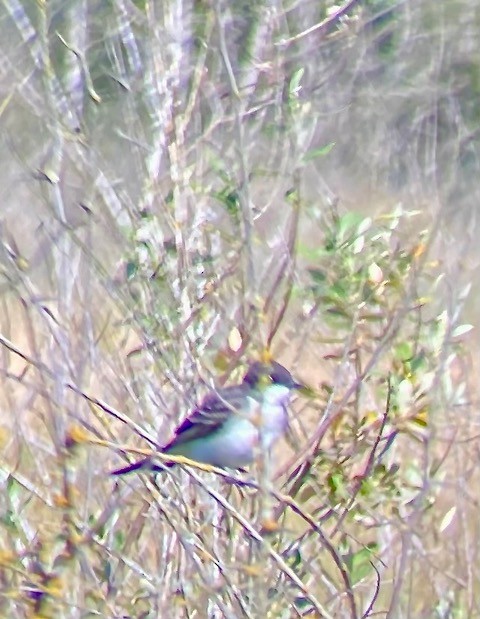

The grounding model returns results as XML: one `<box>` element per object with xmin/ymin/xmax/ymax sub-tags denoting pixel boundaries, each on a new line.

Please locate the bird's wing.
<box><xmin>163</xmin><ymin>384</ymin><xmax>252</xmax><ymax>450</ymax></box>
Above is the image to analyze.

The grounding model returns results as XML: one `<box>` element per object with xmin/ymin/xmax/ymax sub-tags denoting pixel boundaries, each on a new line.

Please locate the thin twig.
<box><xmin>276</xmin><ymin>0</ymin><xmax>362</xmax><ymax>47</ymax></box>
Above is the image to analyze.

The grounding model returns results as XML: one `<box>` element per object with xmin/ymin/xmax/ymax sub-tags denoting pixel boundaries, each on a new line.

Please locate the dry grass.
<box><xmin>0</xmin><ymin>1</ymin><xmax>479</xmax><ymax>617</ymax></box>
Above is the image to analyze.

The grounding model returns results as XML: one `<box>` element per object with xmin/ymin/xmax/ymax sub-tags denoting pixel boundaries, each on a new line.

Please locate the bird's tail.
<box><xmin>111</xmin><ymin>457</ymin><xmax>173</xmax><ymax>476</ymax></box>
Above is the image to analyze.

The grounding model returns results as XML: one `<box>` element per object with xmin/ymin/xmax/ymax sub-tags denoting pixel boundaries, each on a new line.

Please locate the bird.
<box><xmin>111</xmin><ymin>360</ymin><xmax>303</xmax><ymax>475</ymax></box>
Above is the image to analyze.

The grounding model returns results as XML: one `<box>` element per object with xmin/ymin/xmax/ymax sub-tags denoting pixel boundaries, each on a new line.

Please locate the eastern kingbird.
<box><xmin>111</xmin><ymin>360</ymin><xmax>303</xmax><ymax>474</ymax></box>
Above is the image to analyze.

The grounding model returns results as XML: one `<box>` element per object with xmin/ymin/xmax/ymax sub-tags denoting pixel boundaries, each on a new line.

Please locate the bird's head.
<box><xmin>243</xmin><ymin>360</ymin><xmax>304</xmax><ymax>391</ymax></box>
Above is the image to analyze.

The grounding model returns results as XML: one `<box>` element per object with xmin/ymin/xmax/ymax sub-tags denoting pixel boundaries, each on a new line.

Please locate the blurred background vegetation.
<box><xmin>0</xmin><ymin>0</ymin><xmax>478</xmax><ymax>617</ymax></box>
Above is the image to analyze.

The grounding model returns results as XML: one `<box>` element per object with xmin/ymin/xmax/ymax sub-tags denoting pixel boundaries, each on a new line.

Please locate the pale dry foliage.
<box><xmin>0</xmin><ymin>1</ymin><xmax>478</xmax><ymax>618</ymax></box>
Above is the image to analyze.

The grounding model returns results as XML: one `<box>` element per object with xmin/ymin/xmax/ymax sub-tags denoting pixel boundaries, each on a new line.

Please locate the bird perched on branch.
<box><xmin>111</xmin><ymin>360</ymin><xmax>303</xmax><ymax>475</ymax></box>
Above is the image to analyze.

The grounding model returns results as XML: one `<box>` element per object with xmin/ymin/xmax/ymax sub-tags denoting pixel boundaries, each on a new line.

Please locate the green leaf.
<box><xmin>409</xmin><ymin>352</ymin><xmax>427</xmax><ymax>373</ymax></box>
<box><xmin>328</xmin><ymin>471</ymin><xmax>347</xmax><ymax>498</ymax></box>
<box><xmin>336</xmin><ymin>212</ymin><xmax>365</xmax><ymax>243</ymax></box>
<box><xmin>126</xmin><ymin>261</ymin><xmax>137</xmax><ymax>280</ymax></box>
<box><xmin>165</xmin><ymin>189</ymin><xmax>174</xmax><ymax>204</ymax></box>
<box><xmin>285</xmin><ymin>548</ymin><xmax>302</xmax><ymax>570</ymax></box>
<box><xmin>214</xmin><ymin>188</ymin><xmax>240</xmax><ymax>218</ymax></box>
<box><xmin>288</xmin><ymin>67</ymin><xmax>304</xmax><ymax>97</ymax></box>
<box><xmin>297</xmin><ymin>244</ymin><xmax>322</xmax><ymax>260</ymax></box>
<box><xmin>6</xmin><ymin>476</ymin><xmax>21</xmax><ymax>505</ymax></box>
<box><xmin>308</xmin><ymin>268</ymin><xmax>326</xmax><ymax>284</ymax></box>
<box><xmin>329</xmin><ymin>280</ymin><xmax>349</xmax><ymax>300</ymax></box>
<box><xmin>114</xmin><ymin>530</ymin><xmax>125</xmax><ymax>551</ymax></box>
<box><xmin>345</xmin><ymin>543</ymin><xmax>378</xmax><ymax>584</ymax></box>
<box><xmin>0</xmin><ymin>509</ymin><xmax>18</xmax><ymax>531</ymax></box>
<box><xmin>285</xmin><ymin>187</ymin><xmax>298</xmax><ymax>202</ymax></box>
<box><xmin>294</xmin><ymin>596</ymin><xmax>314</xmax><ymax>611</ymax></box>
<box><xmin>303</xmin><ymin>142</ymin><xmax>335</xmax><ymax>161</ymax></box>
<box><xmin>394</xmin><ymin>342</ymin><xmax>413</xmax><ymax>361</ymax></box>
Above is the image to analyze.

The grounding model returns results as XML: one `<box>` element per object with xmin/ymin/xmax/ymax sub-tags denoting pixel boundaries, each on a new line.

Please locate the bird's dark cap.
<box><xmin>243</xmin><ymin>360</ymin><xmax>304</xmax><ymax>390</ymax></box>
